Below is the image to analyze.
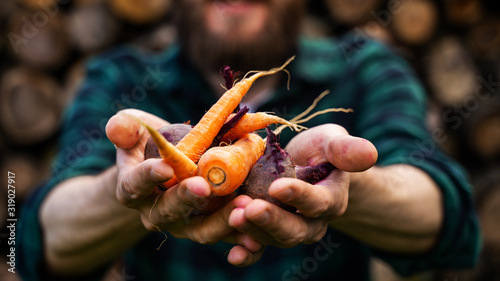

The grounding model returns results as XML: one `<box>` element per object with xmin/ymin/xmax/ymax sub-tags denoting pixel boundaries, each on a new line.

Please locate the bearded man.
<box><xmin>18</xmin><ymin>0</ymin><xmax>479</xmax><ymax>280</ymax></box>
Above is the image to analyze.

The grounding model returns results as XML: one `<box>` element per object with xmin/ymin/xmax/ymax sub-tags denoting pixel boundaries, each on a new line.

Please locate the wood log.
<box><xmin>16</xmin><ymin>0</ymin><xmax>62</xmax><ymax>11</ymax></box>
<box><xmin>468</xmin><ymin>108</ymin><xmax>500</xmax><ymax>159</ymax></box>
<box><xmin>444</xmin><ymin>0</ymin><xmax>483</xmax><ymax>26</ymax></box>
<box><xmin>0</xmin><ymin>154</ymin><xmax>44</xmax><ymax>200</ymax></box>
<box><xmin>0</xmin><ymin>0</ymin><xmax>15</xmax><ymax>22</ymax></box>
<box><xmin>324</xmin><ymin>0</ymin><xmax>384</xmax><ymax>25</ymax></box>
<box><xmin>73</xmin><ymin>0</ymin><xmax>104</xmax><ymax>6</ymax></box>
<box><xmin>390</xmin><ymin>0</ymin><xmax>438</xmax><ymax>45</ymax></box>
<box><xmin>7</xmin><ymin>7</ymin><xmax>71</xmax><ymax>70</ymax></box>
<box><xmin>472</xmin><ymin>169</ymin><xmax>500</xmax><ymax>280</ymax></box>
<box><xmin>0</xmin><ymin>190</ymin><xmax>6</xmax><ymax>227</ymax></box>
<box><xmin>65</xmin><ymin>2</ymin><xmax>119</xmax><ymax>53</ymax></box>
<box><xmin>424</xmin><ymin>37</ymin><xmax>478</xmax><ymax>106</ymax></box>
<box><xmin>467</xmin><ymin>18</ymin><xmax>500</xmax><ymax>61</ymax></box>
<box><xmin>108</xmin><ymin>0</ymin><xmax>172</xmax><ymax>25</ymax></box>
<box><xmin>0</xmin><ymin>67</ymin><xmax>62</xmax><ymax>146</ymax></box>
<box><xmin>479</xmin><ymin>184</ymin><xmax>500</xmax><ymax>245</ymax></box>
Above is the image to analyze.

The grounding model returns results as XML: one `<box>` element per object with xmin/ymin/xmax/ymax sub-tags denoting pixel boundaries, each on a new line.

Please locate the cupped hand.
<box><xmin>105</xmin><ymin>109</ymin><xmax>264</xmax><ymax>265</ymax></box>
<box><xmin>227</xmin><ymin>124</ymin><xmax>377</xmax><ymax>249</ymax></box>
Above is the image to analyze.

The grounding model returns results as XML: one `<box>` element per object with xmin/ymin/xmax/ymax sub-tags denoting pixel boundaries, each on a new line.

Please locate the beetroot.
<box><xmin>239</xmin><ymin>127</ymin><xmax>335</xmax><ymax>212</ymax></box>
<box><xmin>144</xmin><ymin>123</ymin><xmax>192</xmax><ymax>160</ymax></box>
<box><xmin>296</xmin><ymin>163</ymin><xmax>335</xmax><ymax>185</ymax></box>
<box><xmin>144</xmin><ymin>124</ymin><xmax>335</xmax><ymax>213</ymax></box>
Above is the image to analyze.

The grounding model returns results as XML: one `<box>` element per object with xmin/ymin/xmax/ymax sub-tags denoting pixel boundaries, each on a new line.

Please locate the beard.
<box><xmin>174</xmin><ymin>0</ymin><xmax>305</xmax><ymax>74</ymax></box>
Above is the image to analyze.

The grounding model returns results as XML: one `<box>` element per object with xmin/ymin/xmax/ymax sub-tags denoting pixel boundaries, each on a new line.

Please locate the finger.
<box><xmin>149</xmin><ymin>177</ymin><xmax>211</xmax><ymax>227</ymax></box>
<box><xmin>116</xmin><ymin>158</ymin><xmax>174</xmax><ymax>207</ymax></box>
<box><xmin>325</xmin><ymin>134</ymin><xmax>378</xmax><ymax>172</ymax></box>
<box><xmin>106</xmin><ymin>109</ymin><xmax>170</xmax><ymax>149</ymax></box>
<box><xmin>194</xmin><ymin>193</ymin><xmax>236</xmax><ymax>214</ymax></box>
<box><xmin>229</xmin><ymin>207</ymin><xmax>276</xmax><ymax>245</ymax></box>
<box><xmin>181</xmin><ymin>195</ymin><xmax>254</xmax><ymax>244</ymax></box>
<box><xmin>233</xmin><ymin>232</ymin><xmax>264</xmax><ymax>253</ymax></box>
<box><xmin>227</xmin><ymin>245</ymin><xmax>265</xmax><ymax>267</ymax></box>
<box><xmin>268</xmin><ymin>171</ymin><xmax>348</xmax><ymax>218</ymax></box>
<box><xmin>237</xmin><ymin>199</ymin><xmax>326</xmax><ymax>246</ymax></box>
<box><xmin>285</xmin><ymin>124</ymin><xmax>377</xmax><ymax>172</ymax></box>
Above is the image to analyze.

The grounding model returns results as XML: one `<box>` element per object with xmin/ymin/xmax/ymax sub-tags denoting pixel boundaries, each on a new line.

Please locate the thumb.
<box><xmin>106</xmin><ymin>109</ymin><xmax>170</xmax><ymax>149</ymax></box>
<box><xmin>325</xmin><ymin>134</ymin><xmax>378</xmax><ymax>172</ymax></box>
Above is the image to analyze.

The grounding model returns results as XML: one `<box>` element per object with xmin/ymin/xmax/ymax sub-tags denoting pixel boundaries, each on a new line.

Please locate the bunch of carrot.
<box><xmin>114</xmin><ymin>56</ymin><xmax>350</xmax><ymax>197</ymax></box>
<box><xmin>138</xmin><ymin>57</ymin><xmax>300</xmax><ymax>194</ymax></box>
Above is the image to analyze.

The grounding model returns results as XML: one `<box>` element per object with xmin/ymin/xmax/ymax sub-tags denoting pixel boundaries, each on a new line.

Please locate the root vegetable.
<box><xmin>239</xmin><ymin>127</ymin><xmax>335</xmax><ymax>212</ymax></box>
<box><xmin>211</xmin><ymin>106</ymin><xmax>250</xmax><ymax>146</ymax></box>
<box><xmin>197</xmin><ymin>133</ymin><xmax>266</xmax><ymax>196</ymax></box>
<box><xmin>175</xmin><ymin>57</ymin><xmax>294</xmax><ymax>163</ymax></box>
<box><xmin>144</xmin><ymin>124</ymin><xmax>193</xmax><ymax>159</ymax></box>
<box><xmin>131</xmin><ymin>117</ymin><xmax>197</xmax><ymax>183</ymax></box>
<box><xmin>222</xmin><ymin>112</ymin><xmax>306</xmax><ymax>142</ymax></box>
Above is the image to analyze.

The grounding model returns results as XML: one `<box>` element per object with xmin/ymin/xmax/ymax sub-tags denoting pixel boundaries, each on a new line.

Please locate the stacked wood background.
<box><xmin>1</xmin><ymin>0</ymin><xmax>499</xmax><ymax>280</ymax></box>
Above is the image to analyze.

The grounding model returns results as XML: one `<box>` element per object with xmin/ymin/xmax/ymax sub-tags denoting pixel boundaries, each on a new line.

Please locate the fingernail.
<box><xmin>273</xmin><ymin>186</ymin><xmax>293</xmax><ymax>202</ymax></box>
<box><xmin>255</xmin><ymin>209</ymin><xmax>270</xmax><ymax>223</ymax></box>
<box><xmin>239</xmin><ymin>257</ymin><xmax>249</xmax><ymax>266</ymax></box>
<box><xmin>184</xmin><ymin>188</ymin><xmax>197</xmax><ymax>202</ymax></box>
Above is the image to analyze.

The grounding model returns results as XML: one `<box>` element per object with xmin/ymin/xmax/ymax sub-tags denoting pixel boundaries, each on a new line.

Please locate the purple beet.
<box><xmin>239</xmin><ymin>127</ymin><xmax>335</xmax><ymax>212</ymax></box>
<box><xmin>144</xmin><ymin>123</ymin><xmax>192</xmax><ymax>160</ymax></box>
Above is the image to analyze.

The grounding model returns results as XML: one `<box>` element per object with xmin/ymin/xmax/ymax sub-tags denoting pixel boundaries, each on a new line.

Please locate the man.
<box><xmin>18</xmin><ymin>0</ymin><xmax>480</xmax><ymax>280</ymax></box>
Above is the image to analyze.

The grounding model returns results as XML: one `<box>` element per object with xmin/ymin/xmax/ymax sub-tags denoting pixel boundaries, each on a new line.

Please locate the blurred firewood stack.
<box><xmin>0</xmin><ymin>0</ymin><xmax>499</xmax><ymax>280</ymax></box>
<box><xmin>0</xmin><ymin>0</ymin><xmax>175</xmax><ymax>200</ymax></box>
<box><xmin>0</xmin><ymin>1</ymin><xmax>175</xmax><ymax>278</ymax></box>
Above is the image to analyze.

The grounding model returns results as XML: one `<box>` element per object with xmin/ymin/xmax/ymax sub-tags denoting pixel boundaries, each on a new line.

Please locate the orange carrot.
<box><xmin>222</xmin><ymin>112</ymin><xmax>306</xmax><ymax>142</ymax></box>
<box><xmin>131</xmin><ymin>115</ymin><xmax>197</xmax><ymax>182</ymax></box>
<box><xmin>197</xmin><ymin>133</ymin><xmax>265</xmax><ymax>196</ymax></box>
<box><xmin>175</xmin><ymin>56</ymin><xmax>294</xmax><ymax>163</ymax></box>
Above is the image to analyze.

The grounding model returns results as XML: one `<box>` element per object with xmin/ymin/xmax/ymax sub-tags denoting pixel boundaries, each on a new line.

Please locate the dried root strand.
<box><xmin>274</xmin><ymin>90</ymin><xmax>353</xmax><ymax>135</ymax></box>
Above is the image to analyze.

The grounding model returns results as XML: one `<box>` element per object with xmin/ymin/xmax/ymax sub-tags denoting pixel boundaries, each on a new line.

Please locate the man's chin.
<box><xmin>176</xmin><ymin>0</ymin><xmax>303</xmax><ymax>74</ymax></box>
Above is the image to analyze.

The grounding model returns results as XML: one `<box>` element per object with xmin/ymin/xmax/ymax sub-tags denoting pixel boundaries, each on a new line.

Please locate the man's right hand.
<box><xmin>106</xmin><ymin>109</ymin><xmax>264</xmax><ymax>266</ymax></box>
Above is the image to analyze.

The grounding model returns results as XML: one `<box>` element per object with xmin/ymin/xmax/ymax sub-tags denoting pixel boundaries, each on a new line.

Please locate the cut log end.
<box><xmin>391</xmin><ymin>0</ymin><xmax>438</xmax><ymax>45</ymax></box>
<box><xmin>425</xmin><ymin>37</ymin><xmax>477</xmax><ymax>106</ymax></box>
<box><xmin>325</xmin><ymin>0</ymin><xmax>384</xmax><ymax>25</ymax></box>
<box><xmin>8</xmin><ymin>7</ymin><xmax>71</xmax><ymax>70</ymax></box>
<box><xmin>0</xmin><ymin>68</ymin><xmax>62</xmax><ymax>145</ymax></box>
<box><xmin>109</xmin><ymin>0</ymin><xmax>172</xmax><ymax>25</ymax></box>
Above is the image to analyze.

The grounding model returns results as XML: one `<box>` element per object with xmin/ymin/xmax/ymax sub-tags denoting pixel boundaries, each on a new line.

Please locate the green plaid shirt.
<box><xmin>18</xmin><ymin>33</ymin><xmax>480</xmax><ymax>281</ymax></box>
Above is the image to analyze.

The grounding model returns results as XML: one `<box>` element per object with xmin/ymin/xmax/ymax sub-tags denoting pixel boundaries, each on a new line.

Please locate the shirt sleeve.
<box><xmin>17</xmin><ymin>54</ymin><xmax>127</xmax><ymax>281</ymax></box>
<box><xmin>350</xmin><ymin>38</ymin><xmax>481</xmax><ymax>276</ymax></box>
